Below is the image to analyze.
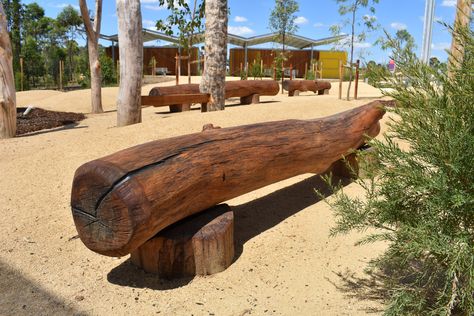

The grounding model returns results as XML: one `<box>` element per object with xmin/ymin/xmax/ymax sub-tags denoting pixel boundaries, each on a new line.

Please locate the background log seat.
<box><xmin>71</xmin><ymin>102</ymin><xmax>385</xmax><ymax>258</ymax></box>
<box><xmin>141</xmin><ymin>94</ymin><xmax>210</xmax><ymax>112</ymax></box>
<box><xmin>282</xmin><ymin>80</ymin><xmax>332</xmax><ymax>97</ymax></box>
<box><xmin>146</xmin><ymin>80</ymin><xmax>279</xmax><ymax>112</ymax></box>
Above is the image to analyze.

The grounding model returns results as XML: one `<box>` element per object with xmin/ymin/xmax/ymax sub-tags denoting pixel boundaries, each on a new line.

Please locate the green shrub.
<box><xmin>322</xmin><ymin>27</ymin><xmax>474</xmax><ymax>315</ymax></box>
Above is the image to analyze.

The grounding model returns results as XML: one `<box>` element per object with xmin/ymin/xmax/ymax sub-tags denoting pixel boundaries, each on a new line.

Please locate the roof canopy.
<box><xmin>100</xmin><ymin>28</ymin><xmax>347</xmax><ymax>50</ymax></box>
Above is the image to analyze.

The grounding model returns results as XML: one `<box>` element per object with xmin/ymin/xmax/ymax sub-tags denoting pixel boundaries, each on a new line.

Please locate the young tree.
<box><xmin>199</xmin><ymin>0</ymin><xmax>227</xmax><ymax>111</ymax></box>
<box><xmin>268</xmin><ymin>0</ymin><xmax>299</xmax><ymax>92</ymax></box>
<box><xmin>116</xmin><ymin>0</ymin><xmax>143</xmax><ymax>126</ymax></box>
<box><xmin>56</xmin><ymin>5</ymin><xmax>82</xmax><ymax>82</ymax></box>
<box><xmin>156</xmin><ymin>0</ymin><xmax>205</xmax><ymax>84</ymax></box>
<box><xmin>79</xmin><ymin>0</ymin><xmax>104</xmax><ymax>114</ymax></box>
<box><xmin>0</xmin><ymin>2</ymin><xmax>16</xmax><ymax>138</ymax></box>
<box><xmin>323</xmin><ymin>27</ymin><xmax>474</xmax><ymax>315</ymax></box>
<box><xmin>331</xmin><ymin>0</ymin><xmax>379</xmax><ymax>100</ymax></box>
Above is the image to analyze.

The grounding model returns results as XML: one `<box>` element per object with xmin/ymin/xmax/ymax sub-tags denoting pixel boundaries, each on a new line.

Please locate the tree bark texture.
<box><xmin>71</xmin><ymin>102</ymin><xmax>386</xmax><ymax>257</ymax></box>
<box><xmin>116</xmin><ymin>0</ymin><xmax>143</xmax><ymax>126</ymax></box>
<box><xmin>199</xmin><ymin>0</ymin><xmax>228</xmax><ymax>111</ymax></box>
<box><xmin>79</xmin><ymin>0</ymin><xmax>104</xmax><ymax>114</ymax></box>
<box><xmin>130</xmin><ymin>204</ymin><xmax>234</xmax><ymax>278</ymax></box>
<box><xmin>0</xmin><ymin>3</ymin><xmax>16</xmax><ymax>139</ymax></box>
<box><xmin>448</xmin><ymin>0</ymin><xmax>472</xmax><ymax>78</ymax></box>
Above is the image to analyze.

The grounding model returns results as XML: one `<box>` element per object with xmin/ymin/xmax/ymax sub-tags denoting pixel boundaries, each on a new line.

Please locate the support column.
<box><xmin>421</xmin><ymin>0</ymin><xmax>435</xmax><ymax>63</ymax></box>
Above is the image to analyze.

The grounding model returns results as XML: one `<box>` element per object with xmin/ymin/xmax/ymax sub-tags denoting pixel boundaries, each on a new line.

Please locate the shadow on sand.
<box><xmin>0</xmin><ymin>259</ymin><xmax>85</xmax><ymax>315</ymax></box>
<box><xmin>107</xmin><ymin>173</ymin><xmax>351</xmax><ymax>290</ymax></box>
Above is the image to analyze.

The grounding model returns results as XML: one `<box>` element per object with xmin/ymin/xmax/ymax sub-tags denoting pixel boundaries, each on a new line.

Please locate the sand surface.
<box><xmin>1</xmin><ymin>77</ymin><xmax>389</xmax><ymax>315</ymax></box>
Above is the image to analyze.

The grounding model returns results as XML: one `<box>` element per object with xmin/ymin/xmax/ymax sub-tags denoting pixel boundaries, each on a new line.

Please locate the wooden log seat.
<box><xmin>130</xmin><ymin>204</ymin><xmax>234</xmax><ymax>278</ymax></box>
<box><xmin>71</xmin><ymin>101</ymin><xmax>385</xmax><ymax>257</ymax></box>
<box><xmin>282</xmin><ymin>80</ymin><xmax>332</xmax><ymax>97</ymax></box>
<box><xmin>146</xmin><ymin>80</ymin><xmax>279</xmax><ymax>112</ymax></box>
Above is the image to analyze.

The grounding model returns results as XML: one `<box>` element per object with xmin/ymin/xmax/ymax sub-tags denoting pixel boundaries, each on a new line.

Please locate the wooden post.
<box><xmin>290</xmin><ymin>64</ymin><xmax>293</xmax><ymax>80</ymax></box>
<box><xmin>354</xmin><ymin>60</ymin><xmax>360</xmax><ymax>100</ymax></box>
<box><xmin>245</xmin><ymin>62</ymin><xmax>248</xmax><ymax>80</ymax></box>
<box><xmin>338</xmin><ymin>60</ymin><xmax>343</xmax><ymax>100</ymax></box>
<box><xmin>260</xmin><ymin>59</ymin><xmax>263</xmax><ymax>79</ymax></box>
<box><xmin>152</xmin><ymin>57</ymin><xmax>156</xmax><ymax>77</ymax></box>
<box><xmin>304</xmin><ymin>62</ymin><xmax>307</xmax><ymax>79</ymax></box>
<box><xmin>175</xmin><ymin>53</ymin><xmax>179</xmax><ymax>85</ymax></box>
<box><xmin>20</xmin><ymin>57</ymin><xmax>24</xmax><ymax>91</ymax></box>
<box><xmin>188</xmin><ymin>54</ymin><xmax>191</xmax><ymax>84</ymax></box>
<box><xmin>240</xmin><ymin>62</ymin><xmax>243</xmax><ymax>79</ymax></box>
<box><xmin>116</xmin><ymin>60</ymin><xmax>120</xmax><ymax>83</ymax></box>
<box><xmin>59</xmin><ymin>60</ymin><xmax>63</xmax><ymax>90</ymax></box>
<box><xmin>281</xmin><ymin>60</ymin><xmax>284</xmax><ymax>94</ymax></box>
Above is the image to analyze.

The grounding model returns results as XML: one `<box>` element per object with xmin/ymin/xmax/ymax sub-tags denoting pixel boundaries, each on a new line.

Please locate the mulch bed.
<box><xmin>16</xmin><ymin>107</ymin><xmax>86</xmax><ymax>136</ymax></box>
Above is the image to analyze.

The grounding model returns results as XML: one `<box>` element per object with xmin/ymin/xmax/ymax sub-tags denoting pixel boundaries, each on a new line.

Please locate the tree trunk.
<box><xmin>79</xmin><ymin>0</ymin><xmax>104</xmax><ymax>114</ymax></box>
<box><xmin>346</xmin><ymin>4</ymin><xmax>357</xmax><ymax>101</ymax></box>
<box><xmin>71</xmin><ymin>102</ymin><xmax>386</xmax><ymax>256</ymax></box>
<box><xmin>0</xmin><ymin>3</ymin><xmax>16</xmax><ymax>139</ymax></box>
<box><xmin>116</xmin><ymin>0</ymin><xmax>142</xmax><ymax>126</ymax></box>
<box><xmin>199</xmin><ymin>0</ymin><xmax>228</xmax><ymax>111</ymax></box>
<box><xmin>448</xmin><ymin>0</ymin><xmax>472</xmax><ymax>78</ymax></box>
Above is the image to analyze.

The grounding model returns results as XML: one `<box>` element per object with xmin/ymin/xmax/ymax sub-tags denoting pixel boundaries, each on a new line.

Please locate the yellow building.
<box><xmin>319</xmin><ymin>51</ymin><xmax>348</xmax><ymax>79</ymax></box>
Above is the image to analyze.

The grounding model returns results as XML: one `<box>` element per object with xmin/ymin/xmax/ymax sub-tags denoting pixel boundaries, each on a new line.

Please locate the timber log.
<box><xmin>71</xmin><ymin>101</ymin><xmax>385</xmax><ymax>257</ymax></box>
<box><xmin>149</xmin><ymin>80</ymin><xmax>279</xmax><ymax>110</ymax></box>
<box><xmin>283</xmin><ymin>80</ymin><xmax>332</xmax><ymax>96</ymax></box>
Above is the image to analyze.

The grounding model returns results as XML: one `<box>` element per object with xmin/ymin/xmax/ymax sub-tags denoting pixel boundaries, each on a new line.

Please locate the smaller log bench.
<box><xmin>144</xmin><ymin>80</ymin><xmax>279</xmax><ymax>112</ymax></box>
<box><xmin>141</xmin><ymin>93</ymin><xmax>210</xmax><ymax>112</ymax></box>
<box><xmin>283</xmin><ymin>80</ymin><xmax>332</xmax><ymax>97</ymax></box>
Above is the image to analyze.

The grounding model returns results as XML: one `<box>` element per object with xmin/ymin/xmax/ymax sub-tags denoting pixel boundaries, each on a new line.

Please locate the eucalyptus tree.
<box><xmin>331</xmin><ymin>0</ymin><xmax>379</xmax><ymax>100</ymax></box>
<box><xmin>268</xmin><ymin>0</ymin><xmax>299</xmax><ymax>91</ymax></box>
<box><xmin>79</xmin><ymin>0</ymin><xmax>104</xmax><ymax>113</ymax></box>
<box><xmin>116</xmin><ymin>0</ymin><xmax>143</xmax><ymax>126</ymax></box>
<box><xmin>0</xmin><ymin>2</ymin><xmax>16</xmax><ymax>138</ymax></box>
<box><xmin>156</xmin><ymin>0</ymin><xmax>205</xmax><ymax>83</ymax></box>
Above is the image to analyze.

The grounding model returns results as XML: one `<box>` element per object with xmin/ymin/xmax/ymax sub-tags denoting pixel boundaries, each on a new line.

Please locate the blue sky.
<box><xmin>22</xmin><ymin>0</ymin><xmax>460</xmax><ymax>63</ymax></box>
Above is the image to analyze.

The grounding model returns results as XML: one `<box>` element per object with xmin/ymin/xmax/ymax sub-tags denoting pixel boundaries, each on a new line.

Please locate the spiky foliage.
<box><xmin>324</xmin><ymin>26</ymin><xmax>474</xmax><ymax>315</ymax></box>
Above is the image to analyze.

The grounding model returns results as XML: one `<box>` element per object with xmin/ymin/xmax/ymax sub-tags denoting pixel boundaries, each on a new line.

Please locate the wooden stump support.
<box><xmin>130</xmin><ymin>204</ymin><xmax>234</xmax><ymax>278</ymax></box>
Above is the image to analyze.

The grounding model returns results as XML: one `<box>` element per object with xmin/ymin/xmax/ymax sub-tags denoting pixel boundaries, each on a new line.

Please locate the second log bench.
<box><xmin>283</xmin><ymin>80</ymin><xmax>332</xmax><ymax>97</ymax></box>
<box><xmin>145</xmin><ymin>80</ymin><xmax>280</xmax><ymax>112</ymax></box>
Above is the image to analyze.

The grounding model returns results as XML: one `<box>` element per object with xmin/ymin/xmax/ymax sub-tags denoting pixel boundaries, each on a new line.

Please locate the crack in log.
<box><xmin>93</xmin><ymin>138</ymin><xmax>234</xmax><ymax>216</ymax></box>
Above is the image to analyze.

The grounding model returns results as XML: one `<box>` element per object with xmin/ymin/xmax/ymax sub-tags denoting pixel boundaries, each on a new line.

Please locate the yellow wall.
<box><xmin>319</xmin><ymin>51</ymin><xmax>347</xmax><ymax>79</ymax></box>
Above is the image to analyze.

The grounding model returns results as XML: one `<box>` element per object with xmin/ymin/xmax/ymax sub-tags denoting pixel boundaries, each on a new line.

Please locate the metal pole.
<box><xmin>421</xmin><ymin>0</ymin><xmax>435</xmax><ymax>63</ymax></box>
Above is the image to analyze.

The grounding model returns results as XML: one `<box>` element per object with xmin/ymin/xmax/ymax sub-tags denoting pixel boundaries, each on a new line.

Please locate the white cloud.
<box><xmin>294</xmin><ymin>16</ymin><xmax>308</xmax><ymax>25</ymax></box>
<box><xmin>143</xmin><ymin>4</ymin><xmax>165</xmax><ymax>11</ymax></box>
<box><xmin>141</xmin><ymin>0</ymin><xmax>187</xmax><ymax>10</ymax></box>
<box><xmin>313</xmin><ymin>22</ymin><xmax>325</xmax><ymax>28</ymax></box>
<box><xmin>441</xmin><ymin>0</ymin><xmax>456</xmax><ymax>7</ymax></box>
<box><xmin>53</xmin><ymin>3</ymin><xmax>80</xmax><ymax>10</ymax></box>
<box><xmin>390</xmin><ymin>22</ymin><xmax>407</xmax><ymax>30</ymax></box>
<box><xmin>228</xmin><ymin>26</ymin><xmax>254</xmax><ymax>36</ymax></box>
<box><xmin>363</xmin><ymin>14</ymin><xmax>377</xmax><ymax>21</ymax></box>
<box><xmin>354</xmin><ymin>42</ymin><xmax>372</xmax><ymax>48</ymax></box>
<box><xmin>143</xmin><ymin>19</ymin><xmax>158</xmax><ymax>30</ymax></box>
<box><xmin>431</xmin><ymin>42</ymin><xmax>451</xmax><ymax>50</ymax></box>
<box><xmin>234</xmin><ymin>16</ymin><xmax>248</xmax><ymax>23</ymax></box>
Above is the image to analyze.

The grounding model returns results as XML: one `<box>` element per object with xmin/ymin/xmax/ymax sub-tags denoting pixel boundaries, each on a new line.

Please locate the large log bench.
<box><xmin>71</xmin><ymin>101</ymin><xmax>386</xmax><ymax>277</ymax></box>
<box><xmin>145</xmin><ymin>80</ymin><xmax>279</xmax><ymax>112</ymax></box>
<box><xmin>282</xmin><ymin>80</ymin><xmax>332</xmax><ymax>97</ymax></box>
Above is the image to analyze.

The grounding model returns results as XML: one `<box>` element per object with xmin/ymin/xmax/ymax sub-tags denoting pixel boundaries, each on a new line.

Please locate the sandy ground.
<box><xmin>1</xmin><ymin>77</ymin><xmax>390</xmax><ymax>316</ymax></box>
